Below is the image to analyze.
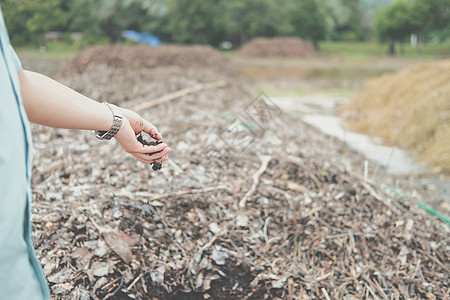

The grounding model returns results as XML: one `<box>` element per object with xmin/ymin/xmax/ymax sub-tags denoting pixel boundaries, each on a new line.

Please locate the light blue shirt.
<box><xmin>0</xmin><ymin>7</ymin><xmax>50</xmax><ymax>299</ymax></box>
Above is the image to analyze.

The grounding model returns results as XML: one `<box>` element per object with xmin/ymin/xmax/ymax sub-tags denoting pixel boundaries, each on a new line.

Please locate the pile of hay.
<box><xmin>236</xmin><ymin>37</ymin><xmax>318</xmax><ymax>58</ymax></box>
<box><xmin>341</xmin><ymin>59</ymin><xmax>450</xmax><ymax>174</ymax></box>
<box><xmin>61</xmin><ymin>44</ymin><xmax>229</xmax><ymax>75</ymax></box>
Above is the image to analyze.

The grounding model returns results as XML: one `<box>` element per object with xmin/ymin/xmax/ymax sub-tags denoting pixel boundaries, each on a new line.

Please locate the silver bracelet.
<box><xmin>93</xmin><ymin>103</ymin><xmax>123</xmax><ymax>140</ymax></box>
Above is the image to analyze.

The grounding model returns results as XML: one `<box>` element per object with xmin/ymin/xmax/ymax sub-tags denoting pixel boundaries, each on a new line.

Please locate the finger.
<box><xmin>131</xmin><ymin>154</ymin><xmax>148</xmax><ymax>164</ymax></box>
<box><xmin>135</xmin><ymin>146</ymin><xmax>171</xmax><ymax>161</ymax></box>
<box><xmin>152</xmin><ymin>156</ymin><xmax>168</xmax><ymax>163</ymax></box>
<box><xmin>146</xmin><ymin>147</ymin><xmax>171</xmax><ymax>160</ymax></box>
<box><xmin>144</xmin><ymin>121</ymin><xmax>162</xmax><ymax>140</ymax></box>
<box><xmin>145</xmin><ymin>146</ymin><xmax>165</xmax><ymax>156</ymax></box>
<box><xmin>133</xmin><ymin>152</ymin><xmax>156</xmax><ymax>164</ymax></box>
<box><xmin>139</xmin><ymin>143</ymin><xmax>168</xmax><ymax>154</ymax></box>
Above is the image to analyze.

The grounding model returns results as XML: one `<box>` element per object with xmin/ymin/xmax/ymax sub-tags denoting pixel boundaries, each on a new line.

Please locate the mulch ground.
<box><xmin>28</xmin><ymin>46</ymin><xmax>449</xmax><ymax>300</ymax></box>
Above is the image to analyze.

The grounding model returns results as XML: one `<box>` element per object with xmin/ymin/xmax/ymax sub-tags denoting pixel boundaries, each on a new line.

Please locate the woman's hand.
<box><xmin>18</xmin><ymin>69</ymin><xmax>170</xmax><ymax>164</ymax></box>
<box><xmin>114</xmin><ymin>107</ymin><xmax>171</xmax><ymax>164</ymax></box>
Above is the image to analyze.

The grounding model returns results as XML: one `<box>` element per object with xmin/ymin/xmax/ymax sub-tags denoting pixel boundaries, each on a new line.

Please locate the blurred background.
<box><xmin>0</xmin><ymin>0</ymin><xmax>450</xmax><ymax>54</ymax></box>
<box><xmin>1</xmin><ymin>0</ymin><xmax>449</xmax><ymax>54</ymax></box>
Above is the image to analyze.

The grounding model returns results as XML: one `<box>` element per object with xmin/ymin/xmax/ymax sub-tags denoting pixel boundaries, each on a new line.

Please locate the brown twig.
<box><xmin>239</xmin><ymin>155</ymin><xmax>272</xmax><ymax>208</ymax></box>
<box><xmin>135</xmin><ymin>185</ymin><xmax>228</xmax><ymax>203</ymax></box>
<box><xmin>133</xmin><ymin>80</ymin><xmax>228</xmax><ymax>111</ymax></box>
<box><xmin>321</xmin><ymin>287</ymin><xmax>332</xmax><ymax>300</ymax></box>
<box><xmin>361</xmin><ymin>274</ymin><xmax>388</xmax><ymax>300</ymax></box>
<box><xmin>127</xmin><ymin>273</ymin><xmax>144</xmax><ymax>291</ymax></box>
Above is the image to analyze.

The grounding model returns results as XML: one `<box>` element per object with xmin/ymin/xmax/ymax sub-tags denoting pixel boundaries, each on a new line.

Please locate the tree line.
<box><xmin>1</xmin><ymin>0</ymin><xmax>448</xmax><ymax>54</ymax></box>
<box><xmin>375</xmin><ymin>0</ymin><xmax>449</xmax><ymax>54</ymax></box>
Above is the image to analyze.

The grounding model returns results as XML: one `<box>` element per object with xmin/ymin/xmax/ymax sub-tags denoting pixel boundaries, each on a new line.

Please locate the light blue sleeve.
<box><xmin>8</xmin><ymin>44</ymin><xmax>22</xmax><ymax>72</ymax></box>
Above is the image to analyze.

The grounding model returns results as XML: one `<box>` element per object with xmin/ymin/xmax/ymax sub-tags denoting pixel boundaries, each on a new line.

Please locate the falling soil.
<box><xmin>27</xmin><ymin>47</ymin><xmax>449</xmax><ymax>299</ymax></box>
<box><xmin>137</xmin><ymin>131</ymin><xmax>163</xmax><ymax>171</ymax></box>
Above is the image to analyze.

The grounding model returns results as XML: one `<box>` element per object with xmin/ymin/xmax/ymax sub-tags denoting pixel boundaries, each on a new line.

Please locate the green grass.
<box><xmin>17</xmin><ymin>40</ymin><xmax>450</xmax><ymax>62</ymax></box>
<box><xmin>14</xmin><ymin>41</ymin><xmax>86</xmax><ymax>75</ymax></box>
<box><xmin>233</xmin><ymin>40</ymin><xmax>450</xmax><ymax>99</ymax></box>
<box><xmin>320</xmin><ymin>41</ymin><xmax>450</xmax><ymax>60</ymax></box>
<box><xmin>16</xmin><ymin>41</ymin><xmax>82</xmax><ymax>61</ymax></box>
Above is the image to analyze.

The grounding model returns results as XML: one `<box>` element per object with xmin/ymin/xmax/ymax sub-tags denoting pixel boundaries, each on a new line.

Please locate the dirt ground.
<box><xmin>20</xmin><ymin>45</ymin><xmax>449</xmax><ymax>299</ymax></box>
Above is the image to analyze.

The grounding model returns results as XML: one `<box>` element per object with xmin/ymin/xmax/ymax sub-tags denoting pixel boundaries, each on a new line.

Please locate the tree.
<box><xmin>1</xmin><ymin>0</ymin><xmax>67</xmax><ymax>45</ymax></box>
<box><xmin>166</xmin><ymin>0</ymin><xmax>226</xmax><ymax>46</ymax></box>
<box><xmin>87</xmin><ymin>0</ymin><xmax>152</xmax><ymax>43</ymax></box>
<box><xmin>66</xmin><ymin>0</ymin><xmax>168</xmax><ymax>44</ymax></box>
<box><xmin>414</xmin><ymin>0</ymin><xmax>450</xmax><ymax>30</ymax></box>
<box><xmin>375</xmin><ymin>0</ymin><xmax>419</xmax><ymax>55</ymax></box>
<box><xmin>321</xmin><ymin>0</ymin><xmax>367</xmax><ymax>41</ymax></box>
<box><xmin>222</xmin><ymin>0</ymin><xmax>283</xmax><ymax>46</ymax></box>
<box><xmin>290</xmin><ymin>0</ymin><xmax>327</xmax><ymax>49</ymax></box>
<box><xmin>165</xmin><ymin>0</ymin><xmax>289</xmax><ymax>47</ymax></box>
<box><xmin>411</xmin><ymin>0</ymin><xmax>450</xmax><ymax>44</ymax></box>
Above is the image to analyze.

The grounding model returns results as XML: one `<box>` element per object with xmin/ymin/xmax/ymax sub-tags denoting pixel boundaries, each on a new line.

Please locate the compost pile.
<box><xmin>60</xmin><ymin>44</ymin><xmax>229</xmax><ymax>75</ymax></box>
<box><xmin>30</xmin><ymin>55</ymin><xmax>449</xmax><ymax>299</ymax></box>
<box><xmin>340</xmin><ymin>59</ymin><xmax>450</xmax><ymax>175</ymax></box>
<box><xmin>236</xmin><ymin>37</ymin><xmax>318</xmax><ymax>58</ymax></box>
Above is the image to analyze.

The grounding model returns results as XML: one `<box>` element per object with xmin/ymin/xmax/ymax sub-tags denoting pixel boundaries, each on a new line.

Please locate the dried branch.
<box><xmin>239</xmin><ymin>155</ymin><xmax>272</xmax><ymax>208</ymax></box>
<box><xmin>135</xmin><ymin>185</ymin><xmax>228</xmax><ymax>203</ymax></box>
<box><xmin>133</xmin><ymin>80</ymin><xmax>228</xmax><ymax>111</ymax></box>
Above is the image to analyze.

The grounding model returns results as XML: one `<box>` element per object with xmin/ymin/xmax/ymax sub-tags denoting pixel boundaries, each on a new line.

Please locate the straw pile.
<box><xmin>60</xmin><ymin>44</ymin><xmax>229</xmax><ymax>75</ymax></box>
<box><xmin>236</xmin><ymin>37</ymin><xmax>318</xmax><ymax>58</ymax></box>
<box><xmin>341</xmin><ymin>59</ymin><xmax>450</xmax><ymax>174</ymax></box>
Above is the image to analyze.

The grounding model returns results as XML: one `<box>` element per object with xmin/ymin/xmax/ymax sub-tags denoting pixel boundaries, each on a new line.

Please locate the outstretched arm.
<box><xmin>19</xmin><ymin>69</ymin><xmax>171</xmax><ymax>164</ymax></box>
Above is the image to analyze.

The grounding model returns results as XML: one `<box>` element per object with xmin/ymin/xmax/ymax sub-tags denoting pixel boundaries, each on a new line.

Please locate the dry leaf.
<box><xmin>103</xmin><ymin>232</ymin><xmax>133</xmax><ymax>264</ymax></box>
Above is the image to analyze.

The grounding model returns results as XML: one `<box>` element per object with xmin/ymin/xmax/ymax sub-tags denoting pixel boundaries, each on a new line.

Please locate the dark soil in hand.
<box><xmin>137</xmin><ymin>131</ymin><xmax>164</xmax><ymax>171</ymax></box>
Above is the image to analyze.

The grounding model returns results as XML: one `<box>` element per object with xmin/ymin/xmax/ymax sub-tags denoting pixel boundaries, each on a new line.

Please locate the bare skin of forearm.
<box><xmin>19</xmin><ymin>69</ymin><xmax>113</xmax><ymax>131</ymax></box>
<box><xmin>18</xmin><ymin>69</ymin><xmax>172</xmax><ymax>164</ymax></box>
